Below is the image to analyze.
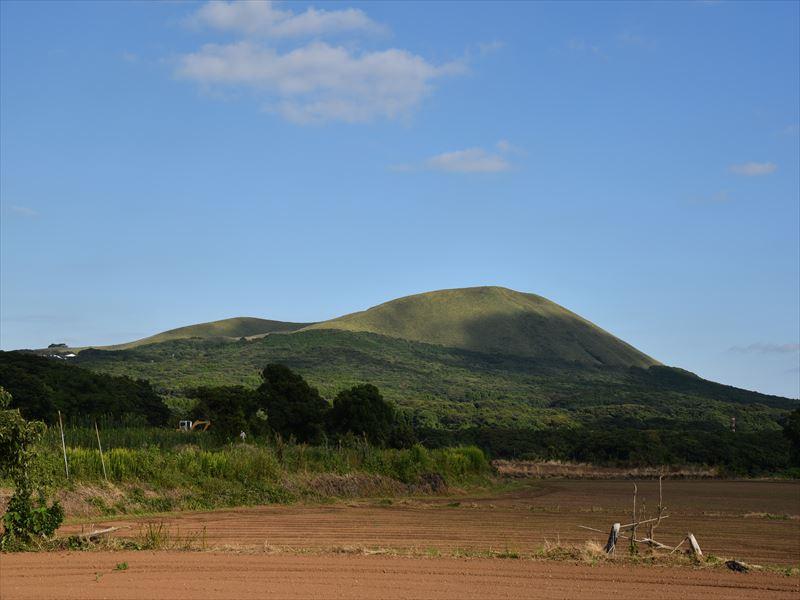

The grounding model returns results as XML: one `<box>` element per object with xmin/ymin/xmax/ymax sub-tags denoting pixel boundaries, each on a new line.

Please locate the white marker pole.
<box><xmin>58</xmin><ymin>410</ymin><xmax>69</xmax><ymax>479</ymax></box>
<box><xmin>95</xmin><ymin>421</ymin><xmax>108</xmax><ymax>482</ymax></box>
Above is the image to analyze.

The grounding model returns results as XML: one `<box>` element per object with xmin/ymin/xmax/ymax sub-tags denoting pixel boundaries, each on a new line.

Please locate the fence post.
<box><xmin>95</xmin><ymin>421</ymin><xmax>108</xmax><ymax>482</ymax></box>
<box><xmin>58</xmin><ymin>410</ymin><xmax>69</xmax><ymax>479</ymax></box>
<box><xmin>604</xmin><ymin>522</ymin><xmax>620</xmax><ymax>554</ymax></box>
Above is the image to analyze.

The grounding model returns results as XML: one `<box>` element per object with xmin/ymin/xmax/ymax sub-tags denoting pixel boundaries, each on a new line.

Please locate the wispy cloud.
<box><xmin>728</xmin><ymin>162</ymin><xmax>777</xmax><ymax>176</ymax></box>
<box><xmin>616</xmin><ymin>31</ymin><xmax>656</xmax><ymax>49</ymax></box>
<box><xmin>392</xmin><ymin>142</ymin><xmax>516</xmax><ymax>174</ymax></box>
<box><xmin>177</xmin><ymin>41</ymin><xmax>463</xmax><ymax>124</ymax></box>
<box><xmin>427</xmin><ymin>148</ymin><xmax>510</xmax><ymax>173</ymax></box>
<box><xmin>477</xmin><ymin>40</ymin><xmax>505</xmax><ymax>56</ymax></box>
<box><xmin>730</xmin><ymin>343</ymin><xmax>800</xmax><ymax>354</ymax></box>
<box><xmin>187</xmin><ymin>1</ymin><xmax>385</xmax><ymax>38</ymax></box>
<box><xmin>1</xmin><ymin>314</ymin><xmax>63</xmax><ymax>324</ymax></box>
<box><xmin>9</xmin><ymin>205</ymin><xmax>39</xmax><ymax>217</ymax></box>
<box><xmin>566</xmin><ymin>38</ymin><xmax>606</xmax><ymax>60</ymax></box>
<box><xmin>780</xmin><ymin>124</ymin><xmax>799</xmax><ymax>136</ymax></box>
<box><xmin>690</xmin><ymin>191</ymin><xmax>731</xmax><ymax>205</ymax></box>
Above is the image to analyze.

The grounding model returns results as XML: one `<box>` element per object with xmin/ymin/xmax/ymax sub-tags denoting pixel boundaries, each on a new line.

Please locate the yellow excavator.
<box><xmin>177</xmin><ymin>419</ymin><xmax>211</xmax><ymax>432</ymax></box>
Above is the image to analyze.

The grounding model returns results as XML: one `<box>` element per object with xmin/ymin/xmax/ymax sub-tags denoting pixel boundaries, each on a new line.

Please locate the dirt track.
<box><xmin>2</xmin><ymin>552</ymin><xmax>798</xmax><ymax>600</ymax></box>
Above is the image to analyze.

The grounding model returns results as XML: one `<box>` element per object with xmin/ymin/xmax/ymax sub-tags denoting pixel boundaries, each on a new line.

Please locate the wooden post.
<box><xmin>687</xmin><ymin>533</ymin><xmax>703</xmax><ymax>557</ymax></box>
<box><xmin>669</xmin><ymin>536</ymin><xmax>687</xmax><ymax>555</ymax></box>
<box><xmin>630</xmin><ymin>480</ymin><xmax>638</xmax><ymax>553</ymax></box>
<box><xmin>58</xmin><ymin>410</ymin><xmax>69</xmax><ymax>479</ymax></box>
<box><xmin>95</xmin><ymin>421</ymin><xmax>108</xmax><ymax>482</ymax></box>
<box><xmin>604</xmin><ymin>522</ymin><xmax>621</xmax><ymax>554</ymax></box>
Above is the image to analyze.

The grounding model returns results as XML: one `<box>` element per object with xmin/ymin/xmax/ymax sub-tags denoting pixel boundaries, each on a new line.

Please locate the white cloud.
<box><xmin>9</xmin><ymin>205</ymin><xmax>39</xmax><ymax>217</ymax></box>
<box><xmin>690</xmin><ymin>191</ymin><xmax>731</xmax><ymax>204</ymax></box>
<box><xmin>617</xmin><ymin>31</ymin><xmax>655</xmax><ymax>49</ymax></box>
<box><xmin>728</xmin><ymin>162</ymin><xmax>777</xmax><ymax>176</ymax></box>
<box><xmin>177</xmin><ymin>41</ymin><xmax>463</xmax><ymax>123</ymax></box>
<box><xmin>189</xmin><ymin>1</ymin><xmax>384</xmax><ymax>38</ymax></box>
<box><xmin>427</xmin><ymin>147</ymin><xmax>511</xmax><ymax>173</ymax></box>
<box><xmin>392</xmin><ymin>141</ymin><xmax>517</xmax><ymax>173</ymax></box>
<box><xmin>477</xmin><ymin>40</ymin><xmax>505</xmax><ymax>56</ymax></box>
<box><xmin>566</xmin><ymin>38</ymin><xmax>605</xmax><ymax>58</ymax></box>
<box><xmin>495</xmin><ymin>139</ymin><xmax>525</xmax><ymax>154</ymax></box>
<box><xmin>730</xmin><ymin>343</ymin><xmax>800</xmax><ymax>354</ymax></box>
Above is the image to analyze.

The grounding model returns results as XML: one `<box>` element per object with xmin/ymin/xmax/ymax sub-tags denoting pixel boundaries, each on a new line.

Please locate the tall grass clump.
<box><xmin>33</xmin><ymin>426</ymin><xmax>492</xmax><ymax>515</ymax></box>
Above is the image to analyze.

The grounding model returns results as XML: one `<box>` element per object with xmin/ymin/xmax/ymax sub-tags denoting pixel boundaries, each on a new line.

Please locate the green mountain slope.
<box><xmin>305</xmin><ymin>287</ymin><xmax>657</xmax><ymax>368</ymax></box>
<box><xmin>72</xmin><ymin>329</ymin><xmax>795</xmax><ymax>432</ymax></box>
<box><xmin>23</xmin><ymin>285</ymin><xmax>795</xmax><ymax>436</ymax></box>
<box><xmin>94</xmin><ymin>317</ymin><xmax>313</xmax><ymax>351</ymax></box>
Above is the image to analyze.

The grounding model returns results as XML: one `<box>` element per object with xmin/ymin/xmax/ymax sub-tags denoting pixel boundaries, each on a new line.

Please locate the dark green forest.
<box><xmin>0</xmin><ymin>351</ymin><xmax>169</xmax><ymax>425</ymax></box>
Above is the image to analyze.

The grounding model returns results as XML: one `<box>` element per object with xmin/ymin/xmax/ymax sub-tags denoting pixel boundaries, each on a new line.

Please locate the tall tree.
<box><xmin>328</xmin><ymin>384</ymin><xmax>395</xmax><ymax>446</ymax></box>
<box><xmin>257</xmin><ymin>364</ymin><xmax>329</xmax><ymax>443</ymax></box>
<box><xmin>193</xmin><ymin>386</ymin><xmax>262</xmax><ymax>440</ymax></box>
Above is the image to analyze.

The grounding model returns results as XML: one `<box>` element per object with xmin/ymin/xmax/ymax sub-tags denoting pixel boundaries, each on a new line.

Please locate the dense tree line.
<box><xmin>0</xmin><ymin>352</ymin><xmax>169</xmax><ymax>426</ymax></box>
<box><xmin>192</xmin><ymin>364</ymin><xmax>415</xmax><ymax>448</ymax></box>
<box><xmin>418</xmin><ymin>423</ymin><xmax>798</xmax><ymax>475</ymax></box>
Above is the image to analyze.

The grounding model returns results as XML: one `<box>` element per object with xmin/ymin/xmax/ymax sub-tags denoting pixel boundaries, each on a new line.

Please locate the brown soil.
<box><xmin>4</xmin><ymin>480</ymin><xmax>799</xmax><ymax>599</ymax></box>
<box><xmin>59</xmin><ymin>479</ymin><xmax>800</xmax><ymax>566</ymax></box>
<box><xmin>1</xmin><ymin>552</ymin><xmax>798</xmax><ymax>600</ymax></box>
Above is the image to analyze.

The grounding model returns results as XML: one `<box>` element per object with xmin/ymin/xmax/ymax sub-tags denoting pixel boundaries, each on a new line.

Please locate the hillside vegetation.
<box><xmin>0</xmin><ymin>352</ymin><xmax>169</xmax><ymax>425</ymax></box>
<box><xmin>13</xmin><ymin>285</ymin><xmax>797</xmax><ymax>471</ymax></box>
<box><xmin>305</xmin><ymin>287</ymin><xmax>657</xmax><ymax>368</ymax></box>
<box><xmin>77</xmin><ymin>317</ymin><xmax>312</xmax><ymax>351</ymax></box>
<box><xmin>72</xmin><ymin>329</ymin><xmax>794</xmax><ymax>432</ymax></box>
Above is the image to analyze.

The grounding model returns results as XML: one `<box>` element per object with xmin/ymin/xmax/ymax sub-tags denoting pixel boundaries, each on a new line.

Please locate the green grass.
<box><xmin>45</xmin><ymin>443</ymin><xmax>488</xmax><ymax>487</ymax></box>
<box><xmin>29</xmin><ymin>433</ymin><xmax>491</xmax><ymax>515</ymax></box>
<box><xmin>73</xmin><ymin>317</ymin><xmax>312</xmax><ymax>351</ymax></box>
<box><xmin>12</xmin><ymin>429</ymin><xmax>494</xmax><ymax>518</ymax></box>
<box><xmin>304</xmin><ymin>286</ymin><xmax>657</xmax><ymax>368</ymax></box>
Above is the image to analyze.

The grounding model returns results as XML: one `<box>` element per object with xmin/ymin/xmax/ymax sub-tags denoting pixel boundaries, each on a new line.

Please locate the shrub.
<box><xmin>0</xmin><ymin>387</ymin><xmax>64</xmax><ymax>550</ymax></box>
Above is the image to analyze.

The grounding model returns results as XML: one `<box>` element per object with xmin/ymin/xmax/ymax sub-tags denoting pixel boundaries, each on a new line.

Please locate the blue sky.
<box><xmin>1</xmin><ymin>1</ymin><xmax>798</xmax><ymax>398</ymax></box>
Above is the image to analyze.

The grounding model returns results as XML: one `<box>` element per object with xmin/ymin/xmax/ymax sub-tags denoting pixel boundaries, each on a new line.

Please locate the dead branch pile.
<box><xmin>579</xmin><ymin>476</ymin><xmax>706</xmax><ymax>559</ymax></box>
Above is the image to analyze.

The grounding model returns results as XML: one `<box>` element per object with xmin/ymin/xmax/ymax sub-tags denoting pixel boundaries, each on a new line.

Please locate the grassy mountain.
<box><xmin>22</xmin><ymin>285</ymin><xmax>795</xmax><ymax>436</ymax></box>
<box><xmin>87</xmin><ymin>317</ymin><xmax>313</xmax><ymax>351</ymax></box>
<box><xmin>305</xmin><ymin>287</ymin><xmax>657</xmax><ymax>368</ymax></box>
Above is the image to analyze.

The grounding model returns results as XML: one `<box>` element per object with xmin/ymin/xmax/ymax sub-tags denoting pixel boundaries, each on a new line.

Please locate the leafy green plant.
<box><xmin>0</xmin><ymin>387</ymin><xmax>64</xmax><ymax>550</ymax></box>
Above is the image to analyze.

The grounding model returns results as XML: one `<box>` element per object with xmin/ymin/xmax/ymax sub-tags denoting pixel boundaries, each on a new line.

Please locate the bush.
<box><xmin>0</xmin><ymin>387</ymin><xmax>64</xmax><ymax>550</ymax></box>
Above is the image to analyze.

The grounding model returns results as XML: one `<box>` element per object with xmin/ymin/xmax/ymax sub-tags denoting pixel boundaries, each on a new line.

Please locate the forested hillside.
<box><xmin>72</xmin><ymin>329</ymin><xmax>794</xmax><ymax>432</ymax></box>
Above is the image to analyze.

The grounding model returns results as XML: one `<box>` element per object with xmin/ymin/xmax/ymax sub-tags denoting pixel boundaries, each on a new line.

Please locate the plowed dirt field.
<box><xmin>59</xmin><ymin>479</ymin><xmax>800</xmax><ymax>565</ymax></box>
<box><xmin>2</xmin><ymin>480</ymin><xmax>798</xmax><ymax>599</ymax></box>
<box><xmin>2</xmin><ymin>552</ymin><xmax>798</xmax><ymax>600</ymax></box>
